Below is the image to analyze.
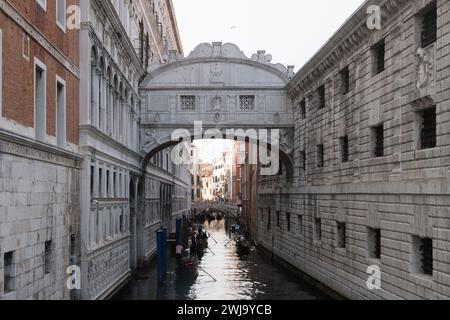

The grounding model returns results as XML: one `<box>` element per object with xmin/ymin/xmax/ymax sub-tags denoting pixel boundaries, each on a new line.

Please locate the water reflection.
<box><xmin>113</xmin><ymin>219</ymin><xmax>330</xmax><ymax>300</ymax></box>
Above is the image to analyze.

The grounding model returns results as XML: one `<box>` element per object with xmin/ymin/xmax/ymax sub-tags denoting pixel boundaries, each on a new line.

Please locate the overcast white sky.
<box><xmin>172</xmin><ymin>0</ymin><xmax>366</xmax><ymax>71</ymax></box>
<box><xmin>174</xmin><ymin>0</ymin><xmax>366</xmax><ymax>163</ymax></box>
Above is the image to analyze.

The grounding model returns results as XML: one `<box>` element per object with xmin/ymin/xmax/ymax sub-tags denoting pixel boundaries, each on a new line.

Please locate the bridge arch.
<box><xmin>139</xmin><ymin>42</ymin><xmax>296</xmax><ymax>178</ymax></box>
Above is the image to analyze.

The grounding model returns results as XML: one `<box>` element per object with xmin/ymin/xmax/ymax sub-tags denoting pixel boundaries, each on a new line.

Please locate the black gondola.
<box><xmin>236</xmin><ymin>236</ymin><xmax>251</xmax><ymax>255</ymax></box>
<box><xmin>176</xmin><ymin>255</ymin><xmax>198</xmax><ymax>281</ymax></box>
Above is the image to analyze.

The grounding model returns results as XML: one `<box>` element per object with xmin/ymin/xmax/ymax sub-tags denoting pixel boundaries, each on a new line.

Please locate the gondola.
<box><xmin>176</xmin><ymin>255</ymin><xmax>198</xmax><ymax>281</ymax></box>
<box><xmin>236</xmin><ymin>236</ymin><xmax>251</xmax><ymax>255</ymax></box>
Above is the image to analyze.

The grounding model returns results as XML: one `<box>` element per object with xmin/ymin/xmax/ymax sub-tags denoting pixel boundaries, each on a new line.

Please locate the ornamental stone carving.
<box><xmin>417</xmin><ymin>47</ymin><xmax>433</xmax><ymax>90</ymax></box>
<box><xmin>210</xmin><ymin>63</ymin><xmax>224</xmax><ymax>83</ymax></box>
<box><xmin>211</xmin><ymin>95</ymin><xmax>223</xmax><ymax>111</ymax></box>
<box><xmin>142</xmin><ymin>130</ymin><xmax>161</xmax><ymax>152</ymax></box>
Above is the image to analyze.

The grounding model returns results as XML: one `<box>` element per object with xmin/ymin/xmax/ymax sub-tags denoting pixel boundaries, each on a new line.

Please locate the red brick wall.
<box><xmin>0</xmin><ymin>1</ymin><xmax>79</xmax><ymax>144</ymax></box>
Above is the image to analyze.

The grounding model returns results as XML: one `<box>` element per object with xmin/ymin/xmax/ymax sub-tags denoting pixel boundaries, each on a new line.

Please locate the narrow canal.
<box><xmin>113</xmin><ymin>219</ymin><xmax>331</xmax><ymax>300</ymax></box>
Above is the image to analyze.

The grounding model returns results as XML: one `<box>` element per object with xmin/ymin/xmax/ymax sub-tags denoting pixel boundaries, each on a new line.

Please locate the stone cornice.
<box><xmin>79</xmin><ymin>124</ymin><xmax>143</xmax><ymax>161</ymax></box>
<box><xmin>0</xmin><ymin>0</ymin><xmax>80</xmax><ymax>78</ymax></box>
<box><xmin>287</xmin><ymin>0</ymin><xmax>409</xmax><ymax>98</ymax></box>
<box><xmin>0</xmin><ymin>128</ymin><xmax>83</xmax><ymax>167</ymax></box>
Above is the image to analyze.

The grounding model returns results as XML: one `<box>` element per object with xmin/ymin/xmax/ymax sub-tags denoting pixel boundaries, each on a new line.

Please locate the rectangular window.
<box><xmin>98</xmin><ymin>168</ymin><xmax>103</xmax><ymax>197</ymax></box>
<box><xmin>56</xmin><ymin>0</ymin><xmax>66</xmax><ymax>31</ymax></box>
<box><xmin>44</xmin><ymin>240</ymin><xmax>53</xmax><ymax>274</ymax></box>
<box><xmin>300</xmin><ymin>99</ymin><xmax>306</xmax><ymax>119</ymax></box>
<box><xmin>314</xmin><ymin>218</ymin><xmax>322</xmax><ymax>241</ymax></box>
<box><xmin>367</xmin><ymin>228</ymin><xmax>381</xmax><ymax>259</ymax></box>
<box><xmin>301</xmin><ymin>150</ymin><xmax>306</xmax><ymax>171</ymax></box>
<box><xmin>317</xmin><ymin>144</ymin><xmax>324</xmax><ymax>168</ymax></box>
<box><xmin>267</xmin><ymin>210</ymin><xmax>271</xmax><ymax>231</ymax></box>
<box><xmin>420</xmin><ymin>107</ymin><xmax>437</xmax><ymax>149</ymax></box>
<box><xmin>3</xmin><ymin>251</ymin><xmax>15</xmax><ymax>293</ymax></box>
<box><xmin>372</xmin><ymin>125</ymin><xmax>384</xmax><ymax>158</ymax></box>
<box><xmin>340</xmin><ymin>66</ymin><xmax>350</xmax><ymax>95</ymax></box>
<box><xmin>34</xmin><ymin>58</ymin><xmax>47</xmax><ymax>142</ymax></box>
<box><xmin>180</xmin><ymin>95</ymin><xmax>196</xmax><ymax>111</ymax></box>
<box><xmin>317</xmin><ymin>85</ymin><xmax>325</xmax><ymax>109</ymax></box>
<box><xmin>113</xmin><ymin>172</ymin><xmax>117</xmax><ymax>197</ymax></box>
<box><xmin>297</xmin><ymin>215</ymin><xmax>303</xmax><ymax>237</ymax></box>
<box><xmin>56</xmin><ymin>78</ymin><xmax>66</xmax><ymax>148</ymax></box>
<box><xmin>336</xmin><ymin>222</ymin><xmax>346</xmax><ymax>248</ymax></box>
<box><xmin>106</xmin><ymin>170</ymin><xmax>110</xmax><ymax>197</ymax></box>
<box><xmin>340</xmin><ymin>136</ymin><xmax>349</xmax><ymax>163</ymax></box>
<box><xmin>90</xmin><ymin>165</ymin><xmax>94</xmax><ymax>197</ymax></box>
<box><xmin>421</xmin><ymin>2</ymin><xmax>437</xmax><ymax>48</ymax></box>
<box><xmin>239</xmin><ymin>95</ymin><xmax>255</xmax><ymax>111</ymax></box>
<box><xmin>286</xmin><ymin>212</ymin><xmax>291</xmax><ymax>232</ymax></box>
<box><xmin>411</xmin><ymin>236</ymin><xmax>433</xmax><ymax>276</ymax></box>
<box><xmin>276</xmin><ymin>211</ymin><xmax>280</xmax><ymax>228</ymax></box>
<box><xmin>372</xmin><ymin>39</ymin><xmax>385</xmax><ymax>75</ymax></box>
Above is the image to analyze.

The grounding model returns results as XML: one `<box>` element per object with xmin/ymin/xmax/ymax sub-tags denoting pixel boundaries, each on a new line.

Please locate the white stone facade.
<box><xmin>78</xmin><ymin>0</ymin><xmax>187</xmax><ymax>299</ymax></box>
<box><xmin>258</xmin><ymin>0</ymin><xmax>450</xmax><ymax>300</ymax></box>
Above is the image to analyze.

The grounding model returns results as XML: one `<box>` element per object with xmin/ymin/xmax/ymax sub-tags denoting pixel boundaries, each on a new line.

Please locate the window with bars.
<box><xmin>336</xmin><ymin>222</ymin><xmax>346</xmax><ymax>248</ymax></box>
<box><xmin>301</xmin><ymin>150</ymin><xmax>306</xmax><ymax>171</ymax></box>
<box><xmin>372</xmin><ymin>125</ymin><xmax>384</xmax><ymax>158</ymax></box>
<box><xmin>340</xmin><ymin>136</ymin><xmax>349</xmax><ymax>163</ymax></box>
<box><xmin>297</xmin><ymin>215</ymin><xmax>303</xmax><ymax>237</ymax></box>
<box><xmin>341</xmin><ymin>66</ymin><xmax>350</xmax><ymax>95</ymax></box>
<box><xmin>317</xmin><ymin>85</ymin><xmax>325</xmax><ymax>109</ymax></box>
<box><xmin>411</xmin><ymin>236</ymin><xmax>433</xmax><ymax>276</ymax></box>
<box><xmin>276</xmin><ymin>211</ymin><xmax>280</xmax><ymax>228</ymax></box>
<box><xmin>300</xmin><ymin>99</ymin><xmax>306</xmax><ymax>119</ymax></box>
<box><xmin>367</xmin><ymin>228</ymin><xmax>381</xmax><ymax>259</ymax></box>
<box><xmin>180</xmin><ymin>95</ymin><xmax>196</xmax><ymax>111</ymax></box>
<box><xmin>372</xmin><ymin>39</ymin><xmax>385</xmax><ymax>75</ymax></box>
<box><xmin>286</xmin><ymin>212</ymin><xmax>291</xmax><ymax>232</ymax></box>
<box><xmin>239</xmin><ymin>95</ymin><xmax>255</xmax><ymax>111</ymax></box>
<box><xmin>317</xmin><ymin>144</ymin><xmax>324</xmax><ymax>168</ymax></box>
<box><xmin>420</xmin><ymin>107</ymin><xmax>437</xmax><ymax>149</ymax></box>
<box><xmin>314</xmin><ymin>218</ymin><xmax>322</xmax><ymax>241</ymax></box>
<box><xmin>3</xmin><ymin>251</ymin><xmax>15</xmax><ymax>293</ymax></box>
<box><xmin>421</xmin><ymin>2</ymin><xmax>437</xmax><ymax>48</ymax></box>
<box><xmin>44</xmin><ymin>240</ymin><xmax>53</xmax><ymax>274</ymax></box>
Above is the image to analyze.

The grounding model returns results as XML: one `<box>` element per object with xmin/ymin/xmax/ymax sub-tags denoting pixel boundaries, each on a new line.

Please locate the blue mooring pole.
<box><xmin>156</xmin><ymin>228</ymin><xmax>167</xmax><ymax>283</ymax></box>
<box><xmin>176</xmin><ymin>218</ymin><xmax>182</xmax><ymax>245</ymax></box>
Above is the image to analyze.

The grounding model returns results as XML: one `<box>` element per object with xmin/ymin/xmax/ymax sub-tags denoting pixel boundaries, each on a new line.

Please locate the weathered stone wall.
<box><xmin>258</xmin><ymin>0</ymin><xmax>450</xmax><ymax>300</ymax></box>
<box><xmin>0</xmin><ymin>133</ymin><xmax>81</xmax><ymax>300</ymax></box>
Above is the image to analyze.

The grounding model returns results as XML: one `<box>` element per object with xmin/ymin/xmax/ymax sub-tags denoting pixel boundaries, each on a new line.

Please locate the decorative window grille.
<box><xmin>340</xmin><ymin>136</ymin><xmax>349</xmax><ymax>163</ymax></box>
<box><xmin>421</xmin><ymin>2</ymin><xmax>437</xmax><ymax>48</ymax></box>
<box><xmin>239</xmin><ymin>95</ymin><xmax>255</xmax><ymax>111</ymax></box>
<box><xmin>420</xmin><ymin>107</ymin><xmax>436</xmax><ymax>149</ymax></box>
<box><xmin>180</xmin><ymin>95</ymin><xmax>196</xmax><ymax>111</ymax></box>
